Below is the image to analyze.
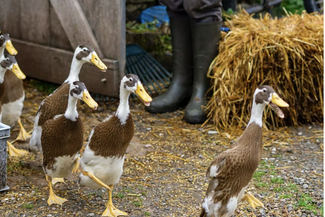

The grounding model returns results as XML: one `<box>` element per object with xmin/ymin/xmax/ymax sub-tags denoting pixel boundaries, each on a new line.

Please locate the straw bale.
<box><xmin>205</xmin><ymin>10</ymin><xmax>323</xmax><ymax>129</ymax></box>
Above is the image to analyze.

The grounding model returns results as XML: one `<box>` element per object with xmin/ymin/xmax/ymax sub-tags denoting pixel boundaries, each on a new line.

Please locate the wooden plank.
<box><xmin>12</xmin><ymin>38</ymin><xmax>120</xmax><ymax>97</ymax></box>
<box><xmin>0</xmin><ymin>0</ymin><xmax>22</xmax><ymax>38</ymax></box>
<box><xmin>50</xmin><ymin>0</ymin><xmax>104</xmax><ymax>58</ymax></box>
<box><xmin>20</xmin><ymin>0</ymin><xmax>51</xmax><ymax>45</ymax></box>
<box><xmin>49</xmin><ymin>3</ymin><xmax>72</xmax><ymax>51</ymax></box>
<box><xmin>79</xmin><ymin>0</ymin><xmax>126</xmax><ymax>84</ymax></box>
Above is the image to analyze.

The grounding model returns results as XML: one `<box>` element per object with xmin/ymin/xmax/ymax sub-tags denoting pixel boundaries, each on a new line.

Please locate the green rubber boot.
<box><xmin>184</xmin><ymin>20</ymin><xmax>222</xmax><ymax>124</ymax></box>
<box><xmin>145</xmin><ymin>14</ymin><xmax>193</xmax><ymax>113</ymax></box>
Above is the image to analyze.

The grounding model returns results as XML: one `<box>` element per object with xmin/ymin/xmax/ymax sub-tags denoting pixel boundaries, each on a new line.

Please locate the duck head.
<box><xmin>74</xmin><ymin>45</ymin><xmax>107</xmax><ymax>72</ymax></box>
<box><xmin>0</xmin><ymin>54</ymin><xmax>26</xmax><ymax>80</ymax></box>
<box><xmin>121</xmin><ymin>74</ymin><xmax>152</xmax><ymax>106</ymax></box>
<box><xmin>70</xmin><ymin>81</ymin><xmax>98</xmax><ymax>110</ymax></box>
<box><xmin>253</xmin><ymin>85</ymin><xmax>289</xmax><ymax>118</ymax></box>
<box><xmin>0</xmin><ymin>33</ymin><xmax>18</xmax><ymax>55</ymax></box>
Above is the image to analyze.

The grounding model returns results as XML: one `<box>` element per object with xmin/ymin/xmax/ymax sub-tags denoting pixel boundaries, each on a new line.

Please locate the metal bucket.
<box><xmin>0</xmin><ymin>122</ymin><xmax>10</xmax><ymax>191</ymax></box>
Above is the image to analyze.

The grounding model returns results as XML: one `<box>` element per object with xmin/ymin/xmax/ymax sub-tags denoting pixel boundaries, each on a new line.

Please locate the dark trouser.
<box><xmin>160</xmin><ymin>0</ymin><xmax>222</xmax><ymax>22</ymax></box>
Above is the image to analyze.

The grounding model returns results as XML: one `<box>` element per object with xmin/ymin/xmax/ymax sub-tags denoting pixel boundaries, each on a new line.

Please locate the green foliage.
<box><xmin>298</xmin><ymin>193</ymin><xmax>321</xmax><ymax>215</ymax></box>
<box><xmin>30</xmin><ymin>80</ymin><xmax>59</xmax><ymax>95</ymax></box>
<box><xmin>22</xmin><ymin>203</ymin><xmax>33</xmax><ymax>209</ymax></box>
<box><xmin>126</xmin><ymin>20</ymin><xmax>160</xmax><ymax>33</ymax></box>
<box><xmin>280</xmin><ymin>0</ymin><xmax>305</xmax><ymax>14</ymax></box>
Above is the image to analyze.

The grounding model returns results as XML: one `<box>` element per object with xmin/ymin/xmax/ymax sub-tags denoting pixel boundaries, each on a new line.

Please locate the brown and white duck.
<box><xmin>0</xmin><ymin>53</ymin><xmax>29</xmax><ymax>156</ymax></box>
<box><xmin>78</xmin><ymin>74</ymin><xmax>152</xmax><ymax>217</ymax></box>
<box><xmin>42</xmin><ymin>81</ymin><xmax>98</xmax><ymax>205</ymax></box>
<box><xmin>200</xmin><ymin>85</ymin><xmax>289</xmax><ymax>217</ymax></box>
<box><xmin>29</xmin><ymin>45</ymin><xmax>107</xmax><ymax>154</ymax></box>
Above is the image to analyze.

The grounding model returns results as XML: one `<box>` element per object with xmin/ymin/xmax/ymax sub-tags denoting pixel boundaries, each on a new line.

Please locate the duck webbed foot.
<box><xmin>51</xmin><ymin>178</ymin><xmax>65</xmax><ymax>185</ymax></box>
<box><xmin>46</xmin><ymin>175</ymin><xmax>67</xmax><ymax>206</ymax></box>
<box><xmin>7</xmin><ymin>141</ymin><xmax>29</xmax><ymax>156</ymax></box>
<box><xmin>102</xmin><ymin>185</ymin><xmax>128</xmax><ymax>217</ymax></box>
<box><xmin>242</xmin><ymin>192</ymin><xmax>264</xmax><ymax>209</ymax></box>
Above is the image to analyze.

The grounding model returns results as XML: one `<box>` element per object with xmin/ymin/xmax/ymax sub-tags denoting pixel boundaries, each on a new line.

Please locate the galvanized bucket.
<box><xmin>0</xmin><ymin>122</ymin><xmax>10</xmax><ymax>191</ymax></box>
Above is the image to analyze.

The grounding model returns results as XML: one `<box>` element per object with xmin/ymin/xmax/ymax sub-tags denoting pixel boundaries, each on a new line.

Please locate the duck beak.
<box><xmin>135</xmin><ymin>83</ymin><xmax>152</xmax><ymax>106</ymax></box>
<box><xmin>271</xmin><ymin>93</ymin><xmax>289</xmax><ymax>107</ymax></box>
<box><xmin>11</xmin><ymin>64</ymin><xmax>26</xmax><ymax>80</ymax></box>
<box><xmin>270</xmin><ymin>93</ymin><xmax>289</xmax><ymax>118</ymax></box>
<box><xmin>91</xmin><ymin>52</ymin><xmax>107</xmax><ymax>72</ymax></box>
<box><xmin>82</xmin><ymin>90</ymin><xmax>98</xmax><ymax>110</ymax></box>
<box><xmin>6</xmin><ymin>40</ymin><xmax>18</xmax><ymax>55</ymax></box>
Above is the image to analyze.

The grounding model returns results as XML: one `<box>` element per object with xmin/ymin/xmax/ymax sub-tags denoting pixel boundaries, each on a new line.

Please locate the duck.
<box><xmin>0</xmin><ymin>33</ymin><xmax>31</xmax><ymax>156</ymax></box>
<box><xmin>42</xmin><ymin>81</ymin><xmax>98</xmax><ymax>205</ymax></box>
<box><xmin>77</xmin><ymin>74</ymin><xmax>152</xmax><ymax>217</ymax></box>
<box><xmin>0</xmin><ymin>53</ymin><xmax>30</xmax><ymax>156</ymax></box>
<box><xmin>29</xmin><ymin>44</ymin><xmax>107</xmax><ymax>155</ymax></box>
<box><xmin>200</xmin><ymin>85</ymin><xmax>289</xmax><ymax>217</ymax></box>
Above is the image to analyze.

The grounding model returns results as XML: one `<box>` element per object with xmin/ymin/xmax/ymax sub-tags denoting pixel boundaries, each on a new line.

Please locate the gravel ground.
<box><xmin>0</xmin><ymin>79</ymin><xmax>323</xmax><ymax>216</ymax></box>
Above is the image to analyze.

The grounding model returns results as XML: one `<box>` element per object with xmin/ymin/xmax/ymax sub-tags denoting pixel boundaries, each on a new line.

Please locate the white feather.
<box><xmin>29</xmin><ymin>111</ymin><xmax>42</xmax><ymax>153</ymax></box>
<box><xmin>1</xmin><ymin>93</ymin><xmax>24</xmax><ymax>127</ymax></box>
<box><xmin>45</xmin><ymin>155</ymin><xmax>77</xmax><ymax>178</ymax></box>
<box><xmin>79</xmin><ymin>145</ymin><xmax>125</xmax><ymax>189</ymax></box>
<box><xmin>209</xmin><ymin>165</ymin><xmax>220</xmax><ymax>177</ymax></box>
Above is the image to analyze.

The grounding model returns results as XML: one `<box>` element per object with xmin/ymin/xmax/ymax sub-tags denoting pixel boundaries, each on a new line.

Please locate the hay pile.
<box><xmin>205</xmin><ymin>10</ymin><xmax>323</xmax><ymax>129</ymax></box>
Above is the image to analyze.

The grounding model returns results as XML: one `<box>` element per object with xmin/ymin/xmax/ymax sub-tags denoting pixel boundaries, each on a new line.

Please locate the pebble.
<box><xmin>303</xmin><ymin>184</ymin><xmax>309</xmax><ymax>189</ymax></box>
<box><xmin>198</xmin><ymin>154</ymin><xmax>203</xmax><ymax>159</ymax></box>
<box><xmin>271</xmin><ymin>147</ymin><xmax>276</xmax><ymax>154</ymax></box>
<box><xmin>146</xmin><ymin>128</ymin><xmax>151</xmax><ymax>131</ymax></box>
<box><xmin>86</xmin><ymin>214</ymin><xmax>95</xmax><ymax>217</ymax></box>
<box><xmin>208</xmin><ymin>130</ymin><xmax>218</xmax><ymax>135</ymax></box>
<box><xmin>298</xmin><ymin>132</ymin><xmax>303</xmax><ymax>135</ymax></box>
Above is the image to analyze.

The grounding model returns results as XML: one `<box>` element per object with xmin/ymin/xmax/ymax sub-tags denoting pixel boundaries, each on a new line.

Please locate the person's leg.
<box><xmin>146</xmin><ymin>0</ymin><xmax>194</xmax><ymax>113</ymax></box>
<box><xmin>183</xmin><ymin>0</ymin><xmax>222</xmax><ymax>123</ymax></box>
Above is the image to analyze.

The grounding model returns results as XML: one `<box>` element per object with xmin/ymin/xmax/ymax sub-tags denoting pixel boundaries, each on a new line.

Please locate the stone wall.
<box><xmin>126</xmin><ymin>0</ymin><xmax>159</xmax><ymax>21</ymax></box>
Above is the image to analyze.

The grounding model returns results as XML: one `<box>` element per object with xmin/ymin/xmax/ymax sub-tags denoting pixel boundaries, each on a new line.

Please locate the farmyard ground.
<box><xmin>0</xmin><ymin>79</ymin><xmax>323</xmax><ymax>216</ymax></box>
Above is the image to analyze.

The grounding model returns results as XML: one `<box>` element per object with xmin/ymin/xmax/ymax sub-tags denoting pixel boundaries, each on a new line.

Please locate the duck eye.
<box><xmin>0</xmin><ymin>35</ymin><xmax>3</xmax><ymax>39</ymax></box>
<box><xmin>263</xmin><ymin>89</ymin><xmax>266</xmax><ymax>92</ymax></box>
<box><xmin>83</xmin><ymin>48</ymin><xmax>87</xmax><ymax>52</ymax></box>
<box><xmin>129</xmin><ymin>78</ymin><xmax>133</xmax><ymax>82</ymax></box>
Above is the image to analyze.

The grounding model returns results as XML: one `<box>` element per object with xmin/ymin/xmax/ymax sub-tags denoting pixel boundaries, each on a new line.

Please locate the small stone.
<box><xmin>271</xmin><ymin>147</ymin><xmax>276</xmax><ymax>154</ymax></box>
<box><xmin>86</xmin><ymin>214</ymin><xmax>95</xmax><ymax>217</ymax></box>
<box><xmin>298</xmin><ymin>132</ymin><xmax>303</xmax><ymax>136</ymax></box>
<box><xmin>146</xmin><ymin>128</ymin><xmax>151</xmax><ymax>131</ymax></box>
<box><xmin>97</xmin><ymin>107</ymin><xmax>104</xmax><ymax>112</ymax></box>
<box><xmin>199</xmin><ymin>155</ymin><xmax>203</xmax><ymax>159</ymax></box>
<box><xmin>303</xmin><ymin>184</ymin><xmax>309</xmax><ymax>189</ymax></box>
<box><xmin>208</xmin><ymin>130</ymin><xmax>218</xmax><ymax>135</ymax></box>
<box><xmin>259</xmin><ymin>208</ymin><xmax>266</xmax><ymax>215</ymax></box>
<box><xmin>159</xmin><ymin>133</ymin><xmax>164</xmax><ymax>136</ymax></box>
<box><xmin>145</xmin><ymin>144</ymin><xmax>153</xmax><ymax>148</ymax></box>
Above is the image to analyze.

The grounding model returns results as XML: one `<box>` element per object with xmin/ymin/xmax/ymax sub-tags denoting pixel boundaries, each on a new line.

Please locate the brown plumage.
<box><xmin>89</xmin><ymin>114</ymin><xmax>134</xmax><ymax>158</ymax></box>
<box><xmin>200</xmin><ymin>85</ymin><xmax>289</xmax><ymax>217</ymax></box>
<box><xmin>2</xmin><ymin>71</ymin><xmax>23</xmax><ymax>104</ymax></box>
<box><xmin>42</xmin><ymin>115</ymin><xmax>83</xmax><ymax>172</ymax></box>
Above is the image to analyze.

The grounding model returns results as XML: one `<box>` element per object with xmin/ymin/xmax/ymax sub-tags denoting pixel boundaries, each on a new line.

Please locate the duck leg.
<box><xmin>16</xmin><ymin>118</ymin><xmax>31</xmax><ymax>141</ymax></box>
<box><xmin>71</xmin><ymin>157</ymin><xmax>80</xmax><ymax>174</ymax></box>
<box><xmin>102</xmin><ymin>185</ymin><xmax>128</xmax><ymax>217</ymax></box>
<box><xmin>241</xmin><ymin>192</ymin><xmax>264</xmax><ymax>209</ymax></box>
<box><xmin>46</xmin><ymin>175</ymin><xmax>68</xmax><ymax>206</ymax></box>
<box><xmin>7</xmin><ymin>141</ymin><xmax>29</xmax><ymax>157</ymax></box>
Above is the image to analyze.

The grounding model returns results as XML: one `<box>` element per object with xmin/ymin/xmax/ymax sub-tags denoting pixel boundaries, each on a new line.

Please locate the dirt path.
<box><xmin>0</xmin><ymin>80</ymin><xmax>323</xmax><ymax>216</ymax></box>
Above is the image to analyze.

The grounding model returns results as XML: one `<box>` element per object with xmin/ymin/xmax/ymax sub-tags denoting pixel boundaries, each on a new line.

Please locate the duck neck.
<box><xmin>0</xmin><ymin>47</ymin><xmax>5</xmax><ymax>57</ymax></box>
<box><xmin>247</xmin><ymin>102</ymin><xmax>266</xmax><ymax>128</ymax></box>
<box><xmin>0</xmin><ymin>56</ymin><xmax>6</xmax><ymax>84</ymax></box>
<box><xmin>65</xmin><ymin>56</ymin><xmax>83</xmax><ymax>83</ymax></box>
<box><xmin>64</xmin><ymin>95</ymin><xmax>79</xmax><ymax>121</ymax></box>
<box><xmin>115</xmin><ymin>88</ymin><xmax>130</xmax><ymax>125</ymax></box>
